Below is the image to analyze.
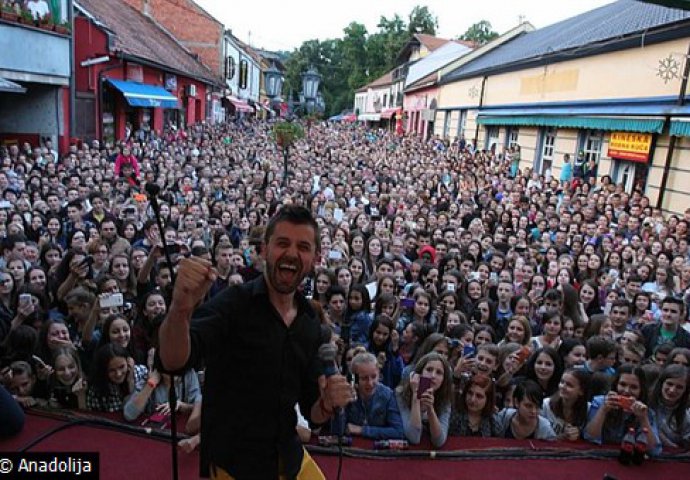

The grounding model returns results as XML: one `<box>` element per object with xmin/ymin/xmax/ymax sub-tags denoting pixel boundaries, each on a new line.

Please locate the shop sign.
<box><xmin>165</xmin><ymin>74</ymin><xmax>178</xmax><ymax>91</ymax></box>
<box><xmin>607</xmin><ymin>131</ymin><xmax>652</xmax><ymax>163</ymax></box>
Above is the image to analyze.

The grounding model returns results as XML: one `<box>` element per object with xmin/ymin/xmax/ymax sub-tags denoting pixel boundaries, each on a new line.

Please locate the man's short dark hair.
<box><xmin>264</xmin><ymin>206</ymin><xmax>320</xmax><ymax>252</ymax></box>
<box><xmin>67</xmin><ymin>199</ymin><xmax>83</xmax><ymax>210</ymax></box>
<box><xmin>326</xmin><ymin>285</ymin><xmax>346</xmax><ymax>302</ymax></box>
<box><xmin>587</xmin><ymin>335</ymin><xmax>617</xmax><ymax>359</ymax></box>
<box><xmin>611</xmin><ymin>299</ymin><xmax>630</xmax><ymax>311</ymax></box>
<box><xmin>661</xmin><ymin>296</ymin><xmax>684</xmax><ymax>312</ymax></box>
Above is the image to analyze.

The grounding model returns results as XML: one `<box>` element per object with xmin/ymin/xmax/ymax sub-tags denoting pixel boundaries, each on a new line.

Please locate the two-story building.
<box><xmin>222</xmin><ymin>30</ymin><xmax>261</xmax><ymax>117</ymax></box>
<box><xmin>117</xmin><ymin>0</ymin><xmax>225</xmax><ymax>123</ymax></box>
<box><xmin>73</xmin><ymin>0</ymin><xmax>217</xmax><ymax>144</ymax></box>
<box><xmin>0</xmin><ymin>6</ymin><xmax>72</xmax><ymax>151</ymax></box>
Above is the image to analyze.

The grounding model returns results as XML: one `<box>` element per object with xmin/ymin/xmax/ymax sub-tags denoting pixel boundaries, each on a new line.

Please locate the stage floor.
<box><xmin>2</xmin><ymin>411</ymin><xmax>689</xmax><ymax>479</ymax></box>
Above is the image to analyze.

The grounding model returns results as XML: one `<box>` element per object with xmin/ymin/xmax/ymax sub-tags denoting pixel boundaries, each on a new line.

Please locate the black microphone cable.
<box><xmin>146</xmin><ymin>181</ymin><xmax>180</xmax><ymax>480</ymax></box>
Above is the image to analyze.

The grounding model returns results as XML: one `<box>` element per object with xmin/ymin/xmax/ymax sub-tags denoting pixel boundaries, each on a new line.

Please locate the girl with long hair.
<box><xmin>49</xmin><ymin>346</ymin><xmax>88</xmax><ymax>409</ymax></box>
<box><xmin>395</xmin><ymin>352</ymin><xmax>453</xmax><ymax>447</ymax></box>
<box><xmin>365</xmin><ymin>315</ymin><xmax>403</xmax><ymax>389</ymax></box>
<box><xmin>86</xmin><ymin>343</ymin><xmax>148</xmax><ymax>413</ymax></box>
<box><xmin>449</xmin><ymin>374</ymin><xmax>497</xmax><ymax>437</ymax></box>
<box><xmin>542</xmin><ymin>369</ymin><xmax>591</xmax><ymax>440</ymax></box>
<box><xmin>649</xmin><ymin>364</ymin><xmax>689</xmax><ymax>448</ymax></box>
<box><xmin>584</xmin><ymin>364</ymin><xmax>662</xmax><ymax>455</ymax></box>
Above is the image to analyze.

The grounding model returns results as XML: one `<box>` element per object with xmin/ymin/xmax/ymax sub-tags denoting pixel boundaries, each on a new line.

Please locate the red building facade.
<box><xmin>73</xmin><ymin>0</ymin><xmax>217</xmax><ymax>144</ymax></box>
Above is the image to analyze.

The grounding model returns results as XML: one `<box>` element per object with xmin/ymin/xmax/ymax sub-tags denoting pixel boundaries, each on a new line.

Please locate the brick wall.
<box><xmin>121</xmin><ymin>0</ymin><xmax>223</xmax><ymax>77</ymax></box>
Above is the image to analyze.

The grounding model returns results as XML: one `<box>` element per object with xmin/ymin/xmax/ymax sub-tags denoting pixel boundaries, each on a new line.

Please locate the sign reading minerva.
<box><xmin>607</xmin><ymin>132</ymin><xmax>653</xmax><ymax>163</ymax></box>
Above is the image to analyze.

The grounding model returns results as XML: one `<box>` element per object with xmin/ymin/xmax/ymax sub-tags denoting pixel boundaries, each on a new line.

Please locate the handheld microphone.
<box><xmin>318</xmin><ymin>343</ymin><xmax>348</xmax><ymax>480</ymax></box>
<box><xmin>318</xmin><ymin>343</ymin><xmax>339</xmax><ymax>379</ymax></box>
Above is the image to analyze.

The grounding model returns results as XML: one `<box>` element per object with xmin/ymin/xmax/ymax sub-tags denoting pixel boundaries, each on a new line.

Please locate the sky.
<box><xmin>195</xmin><ymin>0</ymin><xmax>616</xmax><ymax>52</ymax></box>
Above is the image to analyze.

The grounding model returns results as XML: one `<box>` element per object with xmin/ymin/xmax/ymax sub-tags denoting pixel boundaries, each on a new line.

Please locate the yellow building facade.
<box><xmin>434</xmin><ymin>10</ymin><xmax>690</xmax><ymax>214</ymax></box>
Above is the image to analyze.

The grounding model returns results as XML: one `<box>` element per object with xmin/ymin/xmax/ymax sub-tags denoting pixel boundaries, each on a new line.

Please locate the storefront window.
<box><xmin>102</xmin><ymin>86</ymin><xmax>115</xmax><ymax>146</ymax></box>
<box><xmin>442</xmin><ymin>111</ymin><xmax>451</xmax><ymax>139</ymax></box>
<box><xmin>486</xmin><ymin>126</ymin><xmax>499</xmax><ymax>153</ymax></box>
<box><xmin>456</xmin><ymin>110</ymin><xmax>467</xmax><ymax>140</ymax></box>
<box><xmin>614</xmin><ymin>160</ymin><xmax>649</xmax><ymax>194</ymax></box>
<box><xmin>507</xmin><ymin>127</ymin><xmax>519</xmax><ymax>148</ymax></box>
<box><xmin>581</xmin><ymin>129</ymin><xmax>604</xmax><ymax>164</ymax></box>
<box><xmin>538</xmin><ymin>127</ymin><xmax>556</xmax><ymax>174</ymax></box>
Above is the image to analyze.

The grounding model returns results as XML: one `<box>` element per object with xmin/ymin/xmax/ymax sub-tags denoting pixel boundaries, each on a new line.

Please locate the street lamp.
<box><xmin>301</xmin><ymin>66</ymin><xmax>321</xmax><ymax>114</ymax></box>
<box><xmin>264</xmin><ymin>62</ymin><xmax>283</xmax><ymax>100</ymax></box>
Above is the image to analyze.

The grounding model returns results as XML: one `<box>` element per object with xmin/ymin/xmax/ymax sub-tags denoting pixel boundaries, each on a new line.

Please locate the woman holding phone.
<box><xmin>584</xmin><ymin>364</ymin><xmax>662</xmax><ymax>455</ymax></box>
<box><xmin>395</xmin><ymin>352</ymin><xmax>453</xmax><ymax>447</ymax></box>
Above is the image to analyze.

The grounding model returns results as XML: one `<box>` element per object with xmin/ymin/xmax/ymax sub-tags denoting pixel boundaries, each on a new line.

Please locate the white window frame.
<box><xmin>442</xmin><ymin>111</ymin><xmax>451</xmax><ymax>138</ymax></box>
<box><xmin>507</xmin><ymin>128</ymin><xmax>519</xmax><ymax>148</ymax></box>
<box><xmin>581</xmin><ymin>129</ymin><xmax>604</xmax><ymax>164</ymax></box>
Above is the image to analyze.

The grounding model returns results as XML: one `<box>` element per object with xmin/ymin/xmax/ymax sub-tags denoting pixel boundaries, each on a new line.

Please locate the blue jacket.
<box><xmin>584</xmin><ymin>395</ymin><xmax>662</xmax><ymax>456</ymax></box>
<box><xmin>331</xmin><ymin>384</ymin><xmax>404</xmax><ymax>440</ymax></box>
<box><xmin>348</xmin><ymin>311</ymin><xmax>373</xmax><ymax>345</ymax></box>
<box><xmin>366</xmin><ymin>343</ymin><xmax>403</xmax><ymax>389</ymax></box>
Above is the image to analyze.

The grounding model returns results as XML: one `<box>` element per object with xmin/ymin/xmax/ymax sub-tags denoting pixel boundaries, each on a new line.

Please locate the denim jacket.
<box><xmin>331</xmin><ymin>384</ymin><xmax>404</xmax><ymax>440</ymax></box>
<box><xmin>348</xmin><ymin>311</ymin><xmax>373</xmax><ymax>345</ymax></box>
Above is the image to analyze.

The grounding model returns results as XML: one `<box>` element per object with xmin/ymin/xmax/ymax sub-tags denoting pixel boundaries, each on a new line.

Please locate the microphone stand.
<box><xmin>146</xmin><ymin>183</ymin><xmax>179</xmax><ymax>480</ymax></box>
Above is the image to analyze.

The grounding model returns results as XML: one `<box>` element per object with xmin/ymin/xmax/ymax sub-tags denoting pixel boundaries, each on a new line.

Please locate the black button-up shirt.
<box><xmin>183</xmin><ymin>275</ymin><xmax>321</xmax><ymax>479</ymax></box>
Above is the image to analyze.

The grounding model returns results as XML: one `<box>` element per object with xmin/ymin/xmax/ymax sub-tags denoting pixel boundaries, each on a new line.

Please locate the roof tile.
<box><xmin>78</xmin><ymin>0</ymin><xmax>217</xmax><ymax>83</ymax></box>
<box><xmin>444</xmin><ymin>0</ymin><xmax>690</xmax><ymax>82</ymax></box>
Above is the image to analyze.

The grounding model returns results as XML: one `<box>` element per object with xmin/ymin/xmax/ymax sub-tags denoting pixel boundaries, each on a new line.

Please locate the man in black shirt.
<box><xmin>159</xmin><ymin>206</ymin><xmax>354</xmax><ymax>479</ymax></box>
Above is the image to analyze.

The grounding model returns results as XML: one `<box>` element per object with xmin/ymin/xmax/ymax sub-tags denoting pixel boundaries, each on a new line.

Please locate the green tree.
<box><xmin>282</xmin><ymin>6</ymin><xmax>442</xmax><ymax>116</ymax></box>
<box><xmin>408</xmin><ymin>5</ymin><xmax>438</xmax><ymax>35</ymax></box>
<box><xmin>373</xmin><ymin>14</ymin><xmax>409</xmax><ymax>71</ymax></box>
<box><xmin>458</xmin><ymin>20</ymin><xmax>499</xmax><ymax>45</ymax></box>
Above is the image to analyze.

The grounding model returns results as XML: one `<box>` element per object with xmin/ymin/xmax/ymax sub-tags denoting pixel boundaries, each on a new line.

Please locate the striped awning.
<box><xmin>670</xmin><ymin>117</ymin><xmax>690</xmax><ymax>137</ymax></box>
<box><xmin>477</xmin><ymin>115</ymin><xmax>665</xmax><ymax>133</ymax></box>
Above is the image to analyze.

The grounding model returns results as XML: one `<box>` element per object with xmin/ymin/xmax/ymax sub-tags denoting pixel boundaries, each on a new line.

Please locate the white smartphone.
<box><xmin>100</xmin><ymin>293</ymin><xmax>124</xmax><ymax>309</ymax></box>
<box><xmin>19</xmin><ymin>293</ymin><xmax>32</xmax><ymax>306</ymax></box>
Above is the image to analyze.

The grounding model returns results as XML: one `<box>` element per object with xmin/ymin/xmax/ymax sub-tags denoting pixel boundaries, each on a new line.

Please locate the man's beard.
<box><xmin>266</xmin><ymin>255</ymin><xmax>305</xmax><ymax>294</ymax></box>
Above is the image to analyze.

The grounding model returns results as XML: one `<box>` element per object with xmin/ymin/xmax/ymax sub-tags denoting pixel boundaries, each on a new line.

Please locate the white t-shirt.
<box><xmin>28</xmin><ymin>0</ymin><xmax>51</xmax><ymax>20</ymax></box>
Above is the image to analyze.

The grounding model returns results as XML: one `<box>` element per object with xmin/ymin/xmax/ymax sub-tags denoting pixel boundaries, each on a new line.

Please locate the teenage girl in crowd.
<box><xmin>541</xmin><ymin>369</ymin><xmax>591</xmax><ymax>440</ymax></box>
<box><xmin>86</xmin><ymin>343</ymin><xmax>148</xmax><ymax>413</ymax></box>
<box><xmin>365</xmin><ymin>315</ymin><xmax>403</xmax><ymax>389</ymax></box>
<box><xmin>396</xmin><ymin>352</ymin><xmax>453</xmax><ymax>447</ymax></box>
<box><xmin>449</xmin><ymin>374</ymin><xmax>497</xmax><ymax>437</ymax></box>
<box><xmin>49</xmin><ymin>346</ymin><xmax>88</xmax><ymax>409</ymax></box>
<box><xmin>648</xmin><ymin>364</ymin><xmax>690</xmax><ymax>448</ymax></box>
<box><xmin>584</xmin><ymin>364</ymin><xmax>662</xmax><ymax>455</ymax></box>
<box><xmin>346</xmin><ymin>284</ymin><xmax>373</xmax><ymax>345</ymax></box>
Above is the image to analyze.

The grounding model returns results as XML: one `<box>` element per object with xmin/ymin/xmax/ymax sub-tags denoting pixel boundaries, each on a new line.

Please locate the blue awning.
<box><xmin>107</xmin><ymin>79</ymin><xmax>180</xmax><ymax>109</ymax></box>
<box><xmin>0</xmin><ymin>77</ymin><xmax>26</xmax><ymax>94</ymax></box>
<box><xmin>670</xmin><ymin>118</ymin><xmax>690</xmax><ymax>137</ymax></box>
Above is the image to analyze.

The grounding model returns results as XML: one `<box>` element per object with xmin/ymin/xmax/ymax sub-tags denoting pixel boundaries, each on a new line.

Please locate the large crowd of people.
<box><xmin>1</xmin><ymin>117</ymin><xmax>689</xmax><ymax>456</ymax></box>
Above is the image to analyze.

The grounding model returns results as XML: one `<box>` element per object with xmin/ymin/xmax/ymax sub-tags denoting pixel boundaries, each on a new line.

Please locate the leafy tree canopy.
<box><xmin>282</xmin><ymin>5</ymin><xmax>442</xmax><ymax>116</ymax></box>
<box><xmin>457</xmin><ymin>20</ymin><xmax>499</xmax><ymax>45</ymax></box>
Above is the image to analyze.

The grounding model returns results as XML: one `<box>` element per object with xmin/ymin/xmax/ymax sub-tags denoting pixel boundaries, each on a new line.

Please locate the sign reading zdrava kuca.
<box><xmin>607</xmin><ymin>132</ymin><xmax>653</xmax><ymax>163</ymax></box>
